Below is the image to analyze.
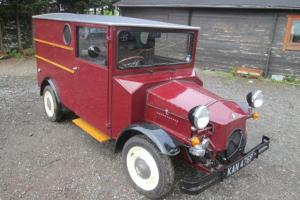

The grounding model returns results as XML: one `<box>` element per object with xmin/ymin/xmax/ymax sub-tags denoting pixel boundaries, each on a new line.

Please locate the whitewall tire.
<box><xmin>122</xmin><ymin>135</ymin><xmax>174</xmax><ymax>199</ymax></box>
<box><xmin>43</xmin><ymin>85</ymin><xmax>62</xmax><ymax>122</ymax></box>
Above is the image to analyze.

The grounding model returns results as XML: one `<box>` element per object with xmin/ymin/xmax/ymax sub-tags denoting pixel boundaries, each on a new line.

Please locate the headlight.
<box><xmin>188</xmin><ymin>106</ymin><xmax>210</xmax><ymax>129</ymax></box>
<box><xmin>246</xmin><ymin>90</ymin><xmax>264</xmax><ymax>108</ymax></box>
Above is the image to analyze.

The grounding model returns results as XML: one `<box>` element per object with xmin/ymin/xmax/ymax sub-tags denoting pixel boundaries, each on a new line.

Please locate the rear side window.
<box><xmin>63</xmin><ymin>24</ymin><xmax>72</xmax><ymax>45</ymax></box>
<box><xmin>77</xmin><ymin>27</ymin><xmax>107</xmax><ymax>66</ymax></box>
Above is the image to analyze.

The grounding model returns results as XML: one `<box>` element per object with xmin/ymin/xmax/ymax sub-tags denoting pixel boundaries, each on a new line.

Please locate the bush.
<box><xmin>285</xmin><ymin>74</ymin><xmax>296</xmax><ymax>82</ymax></box>
<box><xmin>7</xmin><ymin>49</ymin><xmax>22</xmax><ymax>58</ymax></box>
<box><xmin>6</xmin><ymin>48</ymin><xmax>35</xmax><ymax>58</ymax></box>
<box><xmin>22</xmin><ymin>48</ymin><xmax>35</xmax><ymax>57</ymax></box>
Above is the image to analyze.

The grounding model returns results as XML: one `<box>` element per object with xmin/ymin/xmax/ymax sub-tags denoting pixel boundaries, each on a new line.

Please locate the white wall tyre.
<box><xmin>122</xmin><ymin>135</ymin><xmax>174</xmax><ymax>199</ymax></box>
<box><xmin>43</xmin><ymin>85</ymin><xmax>62</xmax><ymax>122</ymax></box>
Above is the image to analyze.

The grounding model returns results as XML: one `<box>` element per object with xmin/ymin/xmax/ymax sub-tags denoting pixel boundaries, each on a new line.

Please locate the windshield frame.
<box><xmin>115</xmin><ymin>27</ymin><xmax>196</xmax><ymax>70</ymax></box>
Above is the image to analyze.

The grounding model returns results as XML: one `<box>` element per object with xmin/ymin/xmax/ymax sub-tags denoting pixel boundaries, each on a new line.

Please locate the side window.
<box><xmin>63</xmin><ymin>24</ymin><xmax>72</xmax><ymax>45</ymax></box>
<box><xmin>77</xmin><ymin>26</ymin><xmax>107</xmax><ymax>65</ymax></box>
<box><xmin>284</xmin><ymin>15</ymin><xmax>300</xmax><ymax>50</ymax></box>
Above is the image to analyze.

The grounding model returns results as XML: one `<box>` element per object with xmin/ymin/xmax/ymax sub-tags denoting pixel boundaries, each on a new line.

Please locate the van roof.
<box><xmin>33</xmin><ymin>13</ymin><xmax>199</xmax><ymax>30</ymax></box>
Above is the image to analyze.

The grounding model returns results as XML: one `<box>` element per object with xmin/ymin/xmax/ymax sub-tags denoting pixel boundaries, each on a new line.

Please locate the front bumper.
<box><xmin>180</xmin><ymin>136</ymin><xmax>270</xmax><ymax>195</ymax></box>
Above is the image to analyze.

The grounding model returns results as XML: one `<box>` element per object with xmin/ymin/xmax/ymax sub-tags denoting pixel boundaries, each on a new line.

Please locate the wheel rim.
<box><xmin>44</xmin><ymin>90</ymin><xmax>55</xmax><ymax>117</ymax></box>
<box><xmin>127</xmin><ymin>146</ymin><xmax>159</xmax><ymax>191</ymax></box>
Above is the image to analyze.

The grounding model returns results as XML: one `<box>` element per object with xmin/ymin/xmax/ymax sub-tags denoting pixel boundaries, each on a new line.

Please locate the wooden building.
<box><xmin>115</xmin><ymin>0</ymin><xmax>300</xmax><ymax>77</ymax></box>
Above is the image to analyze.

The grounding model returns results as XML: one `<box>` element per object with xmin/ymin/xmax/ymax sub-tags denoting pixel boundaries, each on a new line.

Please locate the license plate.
<box><xmin>225</xmin><ymin>151</ymin><xmax>256</xmax><ymax>177</ymax></box>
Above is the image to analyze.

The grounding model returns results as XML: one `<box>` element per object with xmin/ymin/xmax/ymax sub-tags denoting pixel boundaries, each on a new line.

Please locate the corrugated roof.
<box><xmin>33</xmin><ymin>13</ymin><xmax>199</xmax><ymax>30</ymax></box>
<box><xmin>115</xmin><ymin>0</ymin><xmax>300</xmax><ymax>10</ymax></box>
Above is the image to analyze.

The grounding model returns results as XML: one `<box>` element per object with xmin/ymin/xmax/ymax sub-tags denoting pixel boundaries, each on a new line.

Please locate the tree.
<box><xmin>58</xmin><ymin>0</ymin><xmax>119</xmax><ymax>15</ymax></box>
<box><xmin>0</xmin><ymin>19</ymin><xmax>3</xmax><ymax>51</ymax></box>
<box><xmin>0</xmin><ymin>0</ymin><xmax>49</xmax><ymax>50</ymax></box>
<box><xmin>58</xmin><ymin>0</ymin><xmax>89</xmax><ymax>13</ymax></box>
<box><xmin>0</xmin><ymin>0</ymin><xmax>119</xmax><ymax>51</ymax></box>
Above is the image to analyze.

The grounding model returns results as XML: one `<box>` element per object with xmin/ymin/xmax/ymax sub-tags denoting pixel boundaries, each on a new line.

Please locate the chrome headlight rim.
<box><xmin>246</xmin><ymin>90</ymin><xmax>264</xmax><ymax>108</ymax></box>
<box><xmin>188</xmin><ymin>105</ymin><xmax>210</xmax><ymax>129</ymax></box>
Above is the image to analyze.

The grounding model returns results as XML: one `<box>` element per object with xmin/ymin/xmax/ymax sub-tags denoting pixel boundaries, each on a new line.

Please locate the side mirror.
<box><xmin>88</xmin><ymin>45</ymin><xmax>100</xmax><ymax>58</ymax></box>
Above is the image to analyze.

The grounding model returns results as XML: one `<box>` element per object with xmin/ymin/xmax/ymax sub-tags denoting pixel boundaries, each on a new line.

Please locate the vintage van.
<box><xmin>33</xmin><ymin>13</ymin><xmax>269</xmax><ymax>199</ymax></box>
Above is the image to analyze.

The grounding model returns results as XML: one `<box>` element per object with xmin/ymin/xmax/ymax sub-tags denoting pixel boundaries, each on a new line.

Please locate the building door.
<box><xmin>74</xmin><ymin>25</ymin><xmax>109</xmax><ymax>134</ymax></box>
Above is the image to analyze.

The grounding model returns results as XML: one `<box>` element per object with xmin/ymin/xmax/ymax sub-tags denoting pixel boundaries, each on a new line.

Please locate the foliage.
<box><xmin>22</xmin><ymin>48</ymin><xmax>35</xmax><ymax>57</ymax></box>
<box><xmin>6</xmin><ymin>48</ymin><xmax>35</xmax><ymax>58</ymax></box>
<box><xmin>0</xmin><ymin>0</ymin><xmax>50</xmax><ymax>17</ymax></box>
<box><xmin>0</xmin><ymin>0</ymin><xmax>120</xmax><ymax>17</ymax></box>
<box><xmin>284</xmin><ymin>74</ymin><xmax>296</xmax><ymax>82</ymax></box>
<box><xmin>56</xmin><ymin>0</ymin><xmax>119</xmax><ymax>14</ymax></box>
<box><xmin>7</xmin><ymin>49</ymin><xmax>22</xmax><ymax>58</ymax></box>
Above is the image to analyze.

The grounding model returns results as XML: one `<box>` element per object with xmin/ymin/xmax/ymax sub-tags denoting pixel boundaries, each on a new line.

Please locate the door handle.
<box><xmin>72</xmin><ymin>66</ymin><xmax>79</xmax><ymax>71</ymax></box>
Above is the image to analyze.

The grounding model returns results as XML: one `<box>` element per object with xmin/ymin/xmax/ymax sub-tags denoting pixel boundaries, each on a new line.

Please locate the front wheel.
<box><xmin>122</xmin><ymin>135</ymin><xmax>174</xmax><ymax>199</ymax></box>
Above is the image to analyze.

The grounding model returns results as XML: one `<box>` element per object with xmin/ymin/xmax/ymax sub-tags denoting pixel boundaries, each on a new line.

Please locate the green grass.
<box><xmin>6</xmin><ymin>48</ymin><xmax>35</xmax><ymax>59</ymax></box>
<box><xmin>198</xmin><ymin>68</ymin><xmax>300</xmax><ymax>86</ymax></box>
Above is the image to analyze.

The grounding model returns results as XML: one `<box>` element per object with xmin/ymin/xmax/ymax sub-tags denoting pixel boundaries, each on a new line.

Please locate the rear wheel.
<box><xmin>43</xmin><ymin>85</ymin><xmax>62</xmax><ymax>122</ymax></box>
<box><xmin>122</xmin><ymin>135</ymin><xmax>174</xmax><ymax>199</ymax></box>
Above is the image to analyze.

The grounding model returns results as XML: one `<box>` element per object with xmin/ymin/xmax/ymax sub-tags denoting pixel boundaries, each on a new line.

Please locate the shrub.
<box><xmin>22</xmin><ymin>48</ymin><xmax>35</xmax><ymax>57</ymax></box>
<box><xmin>7</xmin><ymin>49</ymin><xmax>22</xmax><ymax>58</ymax></box>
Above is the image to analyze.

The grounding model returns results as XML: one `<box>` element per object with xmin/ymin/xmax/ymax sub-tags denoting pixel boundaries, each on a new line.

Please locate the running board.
<box><xmin>72</xmin><ymin>118</ymin><xmax>110</xmax><ymax>143</ymax></box>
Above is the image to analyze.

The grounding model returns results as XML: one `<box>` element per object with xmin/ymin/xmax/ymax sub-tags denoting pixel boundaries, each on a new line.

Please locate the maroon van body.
<box><xmin>34</xmin><ymin>13</ymin><xmax>269</xmax><ymax>199</ymax></box>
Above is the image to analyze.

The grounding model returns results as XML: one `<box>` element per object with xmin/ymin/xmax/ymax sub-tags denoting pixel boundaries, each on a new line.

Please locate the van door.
<box><xmin>74</xmin><ymin>25</ymin><xmax>109</xmax><ymax>134</ymax></box>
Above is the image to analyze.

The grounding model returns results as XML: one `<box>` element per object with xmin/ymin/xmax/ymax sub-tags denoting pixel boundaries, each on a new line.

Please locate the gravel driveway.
<box><xmin>0</xmin><ymin>58</ymin><xmax>299</xmax><ymax>200</ymax></box>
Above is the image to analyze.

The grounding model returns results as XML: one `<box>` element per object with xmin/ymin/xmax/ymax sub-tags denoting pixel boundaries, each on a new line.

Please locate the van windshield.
<box><xmin>117</xmin><ymin>29</ymin><xmax>194</xmax><ymax>69</ymax></box>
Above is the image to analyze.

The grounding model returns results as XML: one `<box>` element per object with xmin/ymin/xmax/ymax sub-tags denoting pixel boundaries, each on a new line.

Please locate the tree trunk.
<box><xmin>101</xmin><ymin>7</ymin><xmax>104</xmax><ymax>15</ymax></box>
<box><xmin>57</xmin><ymin>0</ymin><xmax>61</xmax><ymax>12</ymax></box>
<box><xmin>31</xmin><ymin>13</ymin><xmax>35</xmax><ymax>49</ymax></box>
<box><xmin>16</xmin><ymin>13</ymin><xmax>22</xmax><ymax>50</ymax></box>
<box><xmin>0</xmin><ymin>19</ymin><xmax>3</xmax><ymax>51</ymax></box>
<box><xmin>94</xmin><ymin>7</ymin><xmax>97</xmax><ymax>15</ymax></box>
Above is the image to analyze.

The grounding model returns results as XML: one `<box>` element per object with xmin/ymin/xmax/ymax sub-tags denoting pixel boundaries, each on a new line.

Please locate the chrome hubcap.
<box><xmin>134</xmin><ymin>158</ymin><xmax>151</xmax><ymax>179</ymax></box>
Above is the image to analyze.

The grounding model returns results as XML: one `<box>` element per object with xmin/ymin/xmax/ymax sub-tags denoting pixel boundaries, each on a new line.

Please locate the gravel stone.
<box><xmin>0</xmin><ymin>58</ymin><xmax>299</xmax><ymax>200</ymax></box>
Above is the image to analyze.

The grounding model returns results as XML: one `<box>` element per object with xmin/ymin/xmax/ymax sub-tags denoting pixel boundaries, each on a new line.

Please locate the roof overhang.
<box><xmin>114</xmin><ymin>0</ymin><xmax>300</xmax><ymax>11</ymax></box>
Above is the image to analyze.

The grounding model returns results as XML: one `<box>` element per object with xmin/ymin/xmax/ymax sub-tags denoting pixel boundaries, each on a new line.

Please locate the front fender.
<box><xmin>115</xmin><ymin>123</ymin><xmax>180</xmax><ymax>156</ymax></box>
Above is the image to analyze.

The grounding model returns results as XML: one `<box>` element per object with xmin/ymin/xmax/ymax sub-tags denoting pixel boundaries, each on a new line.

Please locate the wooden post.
<box><xmin>16</xmin><ymin>13</ymin><xmax>23</xmax><ymax>50</ymax></box>
<box><xmin>264</xmin><ymin>13</ymin><xmax>279</xmax><ymax>77</ymax></box>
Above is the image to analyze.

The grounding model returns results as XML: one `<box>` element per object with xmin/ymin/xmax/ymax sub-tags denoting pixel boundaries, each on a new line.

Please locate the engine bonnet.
<box><xmin>147</xmin><ymin>80</ymin><xmax>247</xmax><ymax>125</ymax></box>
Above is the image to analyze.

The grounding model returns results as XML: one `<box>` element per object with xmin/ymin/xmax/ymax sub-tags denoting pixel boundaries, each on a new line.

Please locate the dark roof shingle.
<box><xmin>115</xmin><ymin>0</ymin><xmax>300</xmax><ymax>10</ymax></box>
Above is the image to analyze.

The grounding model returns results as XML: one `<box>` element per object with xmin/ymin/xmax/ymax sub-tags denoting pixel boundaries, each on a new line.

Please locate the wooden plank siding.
<box><xmin>269</xmin><ymin>12</ymin><xmax>300</xmax><ymax>76</ymax></box>
<box><xmin>120</xmin><ymin>7</ymin><xmax>300</xmax><ymax>77</ymax></box>
<box><xmin>191</xmin><ymin>9</ymin><xmax>274</xmax><ymax>72</ymax></box>
<box><xmin>121</xmin><ymin>7</ymin><xmax>190</xmax><ymax>25</ymax></box>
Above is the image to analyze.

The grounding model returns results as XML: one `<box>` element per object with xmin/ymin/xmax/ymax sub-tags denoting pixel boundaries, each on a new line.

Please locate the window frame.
<box><xmin>284</xmin><ymin>15</ymin><xmax>300</xmax><ymax>51</ymax></box>
<box><xmin>115</xmin><ymin>27</ymin><xmax>195</xmax><ymax>70</ymax></box>
<box><xmin>76</xmin><ymin>24</ymin><xmax>108</xmax><ymax>67</ymax></box>
<box><xmin>63</xmin><ymin>23</ymin><xmax>72</xmax><ymax>46</ymax></box>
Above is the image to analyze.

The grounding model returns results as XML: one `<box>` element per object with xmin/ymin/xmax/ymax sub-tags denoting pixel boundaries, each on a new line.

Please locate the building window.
<box><xmin>284</xmin><ymin>15</ymin><xmax>300</xmax><ymax>50</ymax></box>
<box><xmin>63</xmin><ymin>24</ymin><xmax>71</xmax><ymax>45</ymax></box>
<box><xmin>77</xmin><ymin>27</ymin><xmax>107</xmax><ymax>66</ymax></box>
